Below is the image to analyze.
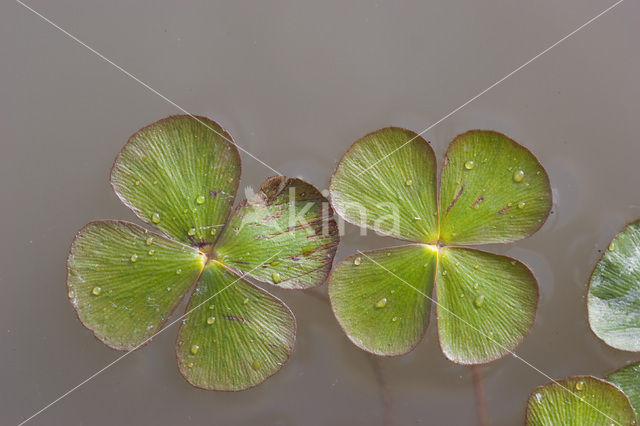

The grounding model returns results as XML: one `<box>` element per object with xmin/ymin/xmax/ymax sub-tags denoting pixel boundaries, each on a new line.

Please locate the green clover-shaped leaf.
<box><xmin>588</xmin><ymin>221</ymin><xmax>640</xmax><ymax>351</ymax></box>
<box><xmin>525</xmin><ymin>376</ymin><xmax>637</xmax><ymax>426</ymax></box>
<box><xmin>607</xmin><ymin>362</ymin><xmax>640</xmax><ymax>417</ymax></box>
<box><xmin>68</xmin><ymin>115</ymin><xmax>338</xmax><ymax>390</ymax></box>
<box><xmin>329</xmin><ymin>128</ymin><xmax>550</xmax><ymax>363</ymax></box>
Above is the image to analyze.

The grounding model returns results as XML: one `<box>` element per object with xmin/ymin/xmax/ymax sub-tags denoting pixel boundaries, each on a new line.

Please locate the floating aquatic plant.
<box><xmin>525</xmin><ymin>375</ymin><xmax>636</xmax><ymax>425</ymax></box>
<box><xmin>67</xmin><ymin>115</ymin><xmax>339</xmax><ymax>390</ymax></box>
<box><xmin>588</xmin><ymin>221</ymin><xmax>640</xmax><ymax>351</ymax></box>
<box><xmin>328</xmin><ymin>128</ymin><xmax>552</xmax><ymax>363</ymax></box>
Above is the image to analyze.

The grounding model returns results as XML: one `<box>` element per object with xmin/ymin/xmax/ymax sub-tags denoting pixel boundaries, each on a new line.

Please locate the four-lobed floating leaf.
<box><xmin>68</xmin><ymin>115</ymin><xmax>339</xmax><ymax>390</ymax></box>
<box><xmin>329</xmin><ymin>128</ymin><xmax>551</xmax><ymax>363</ymax></box>
<box><xmin>588</xmin><ymin>221</ymin><xmax>640</xmax><ymax>351</ymax></box>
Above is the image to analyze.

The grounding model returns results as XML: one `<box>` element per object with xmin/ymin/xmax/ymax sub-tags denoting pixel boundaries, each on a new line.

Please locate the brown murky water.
<box><xmin>2</xmin><ymin>1</ymin><xmax>640</xmax><ymax>425</ymax></box>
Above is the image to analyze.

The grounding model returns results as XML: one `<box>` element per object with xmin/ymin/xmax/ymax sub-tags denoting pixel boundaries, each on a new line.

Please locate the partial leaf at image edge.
<box><xmin>439</xmin><ymin>130</ymin><xmax>552</xmax><ymax>245</ymax></box>
<box><xmin>176</xmin><ymin>261</ymin><xmax>295</xmax><ymax>391</ymax></box>
<box><xmin>607</xmin><ymin>362</ymin><xmax>640</xmax><ymax>417</ymax></box>
<box><xmin>110</xmin><ymin>115</ymin><xmax>241</xmax><ymax>247</ymax></box>
<box><xmin>330</xmin><ymin>127</ymin><xmax>439</xmax><ymax>243</ymax></box>
<box><xmin>436</xmin><ymin>247</ymin><xmax>538</xmax><ymax>364</ymax></box>
<box><xmin>215</xmin><ymin>176</ymin><xmax>339</xmax><ymax>290</ymax></box>
<box><xmin>526</xmin><ymin>376</ymin><xmax>636</xmax><ymax>426</ymax></box>
<box><xmin>588</xmin><ymin>221</ymin><xmax>640</xmax><ymax>351</ymax></box>
<box><xmin>328</xmin><ymin>245</ymin><xmax>437</xmax><ymax>356</ymax></box>
<box><xmin>67</xmin><ymin>220</ymin><xmax>206</xmax><ymax>351</ymax></box>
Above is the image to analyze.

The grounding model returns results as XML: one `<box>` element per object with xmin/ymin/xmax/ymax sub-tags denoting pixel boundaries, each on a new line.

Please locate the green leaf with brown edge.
<box><xmin>526</xmin><ymin>376</ymin><xmax>637</xmax><ymax>426</ymax></box>
<box><xmin>67</xmin><ymin>221</ymin><xmax>206</xmax><ymax>350</ymax></box>
<box><xmin>214</xmin><ymin>177</ymin><xmax>339</xmax><ymax>289</ymax></box>
<box><xmin>176</xmin><ymin>261</ymin><xmax>295</xmax><ymax>391</ymax></box>
<box><xmin>439</xmin><ymin>130</ymin><xmax>551</xmax><ymax>245</ymax></box>
<box><xmin>588</xmin><ymin>221</ymin><xmax>640</xmax><ymax>351</ymax></box>
<box><xmin>607</xmin><ymin>362</ymin><xmax>640</xmax><ymax>416</ymax></box>
<box><xmin>329</xmin><ymin>127</ymin><xmax>438</xmax><ymax>243</ymax></box>
<box><xmin>436</xmin><ymin>247</ymin><xmax>538</xmax><ymax>364</ymax></box>
<box><xmin>111</xmin><ymin>115</ymin><xmax>240</xmax><ymax>246</ymax></box>
<box><xmin>328</xmin><ymin>245</ymin><xmax>437</xmax><ymax>356</ymax></box>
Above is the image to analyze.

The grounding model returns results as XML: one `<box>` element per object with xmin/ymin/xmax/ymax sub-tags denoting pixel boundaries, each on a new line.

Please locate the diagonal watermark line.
<box><xmin>17</xmin><ymin>251</ymin><xmax>283</xmax><ymax>426</ymax></box>
<box><xmin>356</xmin><ymin>0</ymin><xmax>626</xmax><ymax>177</ymax></box>
<box><xmin>15</xmin><ymin>0</ymin><xmax>283</xmax><ymax>177</ymax></box>
<box><xmin>358</xmin><ymin>250</ymin><xmax>623</xmax><ymax>426</ymax></box>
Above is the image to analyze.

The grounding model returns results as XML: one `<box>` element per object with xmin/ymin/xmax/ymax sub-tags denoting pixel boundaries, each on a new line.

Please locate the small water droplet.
<box><xmin>167</xmin><ymin>287</ymin><xmax>171</xmax><ymax>291</ymax></box>
<box><xmin>148</xmin><ymin>249</ymin><xmax>155</xmax><ymax>256</ymax></box>
<box><xmin>187</xmin><ymin>362</ymin><xmax>194</xmax><ymax>368</ymax></box>
<box><xmin>243</xmin><ymin>298</ymin><xmax>249</xmax><ymax>305</ymax></box>
<box><xmin>442</xmin><ymin>270</ymin><xmax>447</xmax><ymax>275</ymax></box>
<box><xmin>227</xmin><ymin>177</ymin><xmax>234</xmax><ymax>183</ymax></box>
<box><xmin>464</xmin><ymin>160</ymin><xmax>475</xmax><ymax>170</ymax></box>
<box><xmin>251</xmin><ymin>359</ymin><xmax>261</xmax><ymax>371</ymax></box>
<box><xmin>188</xmin><ymin>227</ymin><xmax>196</xmax><ymax>236</ymax></box>
<box><xmin>392</xmin><ymin>316</ymin><xmax>398</xmax><ymax>322</ymax></box>
<box><xmin>130</xmin><ymin>254</ymin><xmax>138</xmax><ymax>263</ymax></box>
<box><xmin>414</xmin><ymin>216</ymin><xmax>421</xmax><ymax>221</ymax></box>
<box><xmin>474</xmin><ymin>295</ymin><xmax>485</xmax><ymax>308</ymax></box>
<box><xmin>210</xmin><ymin>228</ymin><xmax>217</xmax><ymax>235</ymax></box>
<box><xmin>68</xmin><ymin>290</ymin><xmax>75</xmax><ymax>299</ymax></box>
<box><xmin>513</xmin><ymin>170</ymin><xmax>525</xmax><ymax>182</ymax></box>
<box><xmin>609</xmin><ymin>242</ymin><xmax>616</xmax><ymax>251</ymax></box>
<box><xmin>135</xmin><ymin>180</ymin><xmax>141</xmax><ymax>186</ymax></box>
<box><xmin>518</xmin><ymin>202</ymin><xmax>526</xmax><ymax>209</ymax></box>
<box><xmin>196</xmin><ymin>195</ymin><xmax>206</xmax><ymax>204</ymax></box>
<box><xmin>404</xmin><ymin>179</ymin><xmax>413</xmax><ymax>186</ymax></box>
<box><xmin>353</xmin><ymin>256</ymin><xmax>362</xmax><ymax>266</ymax></box>
<box><xmin>535</xmin><ymin>393</ymin><xmax>542</xmax><ymax>403</ymax></box>
<box><xmin>206</xmin><ymin>316</ymin><xmax>216</xmax><ymax>325</ymax></box>
<box><xmin>145</xmin><ymin>237</ymin><xmax>153</xmax><ymax>245</ymax></box>
<box><xmin>209</xmin><ymin>304</ymin><xmax>215</xmax><ymax>310</ymax></box>
<box><xmin>375</xmin><ymin>298</ymin><xmax>387</xmax><ymax>309</ymax></box>
<box><xmin>272</xmin><ymin>272</ymin><xmax>282</xmax><ymax>284</ymax></box>
<box><xmin>190</xmin><ymin>344</ymin><xmax>199</xmax><ymax>355</ymax></box>
<box><xmin>270</xmin><ymin>260</ymin><xmax>282</xmax><ymax>266</ymax></box>
<box><xmin>151</xmin><ymin>213</ymin><xmax>161</xmax><ymax>224</ymax></box>
<box><xmin>474</xmin><ymin>265</ymin><xmax>479</xmax><ymax>270</ymax></box>
<box><xmin>176</xmin><ymin>268</ymin><xmax>182</xmax><ymax>275</ymax></box>
<box><xmin>473</xmin><ymin>283</ymin><xmax>479</xmax><ymax>290</ymax></box>
<box><xmin>91</xmin><ymin>286</ymin><xmax>102</xmax><ymax>296</ymax></box>
<box><xmin>386</xmin><ymin>252</ymin><xmax>391</xmax><ymax>257</ymax></box>
<box><xmin>153</xmin><ymin>180</ymin><xmax>159</xmax><ymax>185</ymax></box>
<box><xmin>575</xmin><ymin>380</ymin><xmax>584</xmax><ymax>391</ymax></box>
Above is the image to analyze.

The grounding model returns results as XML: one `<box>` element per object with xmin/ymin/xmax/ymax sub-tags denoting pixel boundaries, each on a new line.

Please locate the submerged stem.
<box><xmin>471</xmin><ymin>365</ymin><xmax>488</xmax><ymax>426</ymax></box>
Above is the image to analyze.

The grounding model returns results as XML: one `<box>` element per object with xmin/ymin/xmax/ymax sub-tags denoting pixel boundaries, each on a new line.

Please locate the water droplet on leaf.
<box><xmin>148</xmin><ymin>249</ymin><xmax>155</xmax><ymax>256</ymax></box>
<box><xmin>464</xmin><ymin>160</ymin><xmax>475</xmax><ymax>170</ymax></box>
<box><xmin>206</xmin><ymin>316</ymin><xmax>216</xmax><ymax>325</ymax></box>
<box><xmin>151</xmin><ymin>213</ymin><xmax>161</xmax><ymax>224</ymax></box>
<box><xmin>145</xmin><ymin>237</ymin><xmax>153</xmax><ymax>245</ymax></box>
<box><xmin>130</xmin><ymin>254</ymin><xmax>138</xmax><ymax>263</ymax></box>
<box><xmin>91</xmin><ymin>286</ymin><xmax>102</xmax><ymax>296</ymax></box>
<box><xmin>513</xmin><ymin>170</ymin><xmax>525</xmax><ymax>182</ymax></box>
<box><xmin>375</xmin><ymin>298</ymin><xmax>387</xmax><ymax>309</ymax></box>
<box><xmin>272</xmin><ymin>272</ymin><xmax>282</xmax><ymax>284</ymax></box>
<box><xmin>518</xmin><ymin>202</ymin><xmax>526</xmax><ymax>209</ymax></box>
<box><xmin>353</xmin><ymin>256</ymin><xmax>362</xmax><ymax>266</ymax></box>
<box><xmin>176</xmin><ymin>268</ymin><xmax>182</xmax><ymax>275</ymax></box>
<box><xmin>190</xmin><ymin>344</ymin><xmax>199</xmax><ymax>355</ymax></box>
<box><xmin>474</xmin><ymin>295</ymin><xmax>485</xmax><ymax>308</ymax></box>
<box><xmin>404</xmin><ymin>179</ymin><xmax>413</xmax><ymax>186</ymax></box>
<box><xmin>576</xmin><ymin>380</ymin><xmax>584</xmax><ymax>391</ymax></box>
<box><xmin>609</xmin><ymin>242</ymin><xmax>616</xmax><ymax>251</ymax></box>
<box><xmin>196</xmin><ymin>195</ymin><xmax>205</xmax><ymax>204</ymax></box>
<box><xmin>251</xmin><ymin>359</ymin><xmax>261</xmax><ymax>371</ymax></box>
<box><xmin>188</xmin><ymin>227</ymin><xmax>196</xmax><ymax>236</ymax></box>
<box><xmin>68</xmin><ymin>290</ymin><xmax>75</xmax><ymax>298</ymax></box>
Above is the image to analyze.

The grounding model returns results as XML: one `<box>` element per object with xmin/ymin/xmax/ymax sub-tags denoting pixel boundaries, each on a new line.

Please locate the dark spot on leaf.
<box><xmin>445</xmin><ymin>185</ymin><xmax>465</xmax><ymax>214</ymax></box>
<box><xmin>443</xmin><ymin>155</ymin><xmax>449</xmax><ymax>166</ymax></box>
<box><xmin>471</xmin><ymin>196</ymin><xmax>484</xmax><ymax>209</ymax></box>
<box><xmin>209</xmin><ymin>189</ymin><xmax>221</xmax><ymax>198</ymax></box>
<box><xmin>224</xmin><ymin>314</ymin><xmax>248</xmax><ymax>323</ymax></box>
<box><xmin>497</xmin><ymin>204</ymin><xmax>510</xmax><ymax>215</ymax></box>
